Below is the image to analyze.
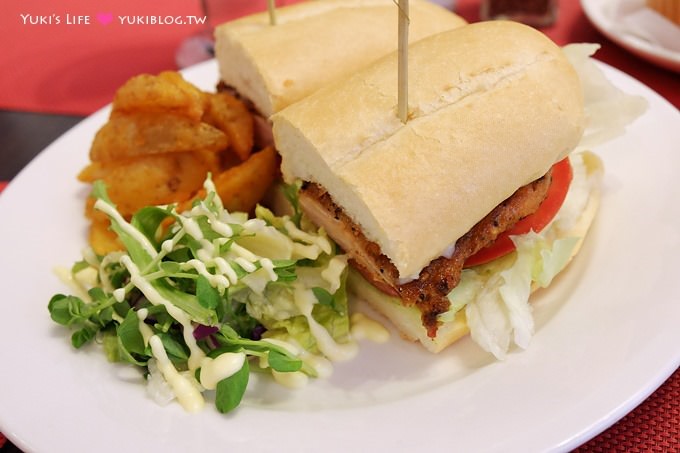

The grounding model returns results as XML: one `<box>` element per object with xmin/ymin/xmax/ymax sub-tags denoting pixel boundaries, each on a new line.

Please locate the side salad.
<box><xmin>48</xmin><ymin>177</ymin><xmax>356</xmax><ymax>414</ymax></box>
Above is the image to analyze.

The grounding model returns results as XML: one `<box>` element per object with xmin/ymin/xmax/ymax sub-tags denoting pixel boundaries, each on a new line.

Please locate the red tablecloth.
<box><xmin>0</xmin><ymin>0</ymin><xmax>678</xmax><ymax>451</ymax></box>
<box><xmin>1</xmin><ymin>0</ymin><xmax>677</xmax><ymax>116</ymax></box>
<box><xmin>0</xmin><ymin>0</ymin><xmax>295</xmax><ymax>115</ymax></box>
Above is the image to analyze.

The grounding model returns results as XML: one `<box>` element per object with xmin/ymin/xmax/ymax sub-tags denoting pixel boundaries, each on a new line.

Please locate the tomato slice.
<box><xmin>463</xmin><ymin>157</ymin><xmax>573</xmax><ymax>268</ymax></box>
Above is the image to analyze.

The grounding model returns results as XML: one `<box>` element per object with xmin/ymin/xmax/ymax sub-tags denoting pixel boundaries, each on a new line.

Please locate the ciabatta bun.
<box><xmin>272</xmin><ymin>21</ymin><xmax>585</xmax><ymax>280</ymax></box>
<box><xmin>214</xmin><ymin>0</ymin><xmax>466</xmax><ymax>117</ymax></box>
<box><xmin>347</xmin><ymin>152</ymin><xmax>603</xmax><ymax>353</ymax></box>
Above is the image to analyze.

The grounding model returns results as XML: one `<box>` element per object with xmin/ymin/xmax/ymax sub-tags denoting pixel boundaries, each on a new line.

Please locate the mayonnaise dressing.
<box><xmin>53</xmin><ymin>266</ymin><xmax>92</xmax><ymax>303</ymax></box>
<box><xmin>113</xmin><ymin>288</ymin><xmax>126</xmax><ymax>303</ymax></box>
<box><xmin>94</xmin><ymin>199</ymin><xmax>158</xmax><ymax>259</ymax></box>
<box><xmin>294</xmin><ymin>286</ymin><xmax>358</xmax><ymax>362</ymax></box>
<box><xmin>350</xmin><ymin>313</ymin><xmax>390</xmax><ymax>343</ymax></box>
<box><xmin>199</xmin><ymin>353</ymin><xmax>246</xmax><ymax>390</ymax></box>
<box><xmin>321</xmin><ymin>255</ymin><xmax>348</xmax><ymax>293</ymax></box>
<box><xmin>120</xmin><ymin>255</ymin><xmax>206</xmax><ymax>370</ymax></box>
<box><xmin>149</xmin><ymin>335</ymin><xmax>204</xmax><ymax>413</ymax></box>
<box><xmin>136</xmin><ymin>308</ymin><xmax>155</xmax><ymax>346</ymax></box>
<box><xmin>97</xmin><ymin>251</ymin><xmax>125</xmax><ymax>293</ymax></box>
<box><xmin>272</xmin><ymin>370</ymin><xmax>308</xmax><ymax>389</ymax></box>
<box><xmin>284</xmin><ymin>219</ymin><xmax>332</xmax><ymax>255</ymax></box>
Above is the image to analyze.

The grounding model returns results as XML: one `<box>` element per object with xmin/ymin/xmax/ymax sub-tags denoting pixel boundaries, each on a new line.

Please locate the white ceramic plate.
<box><xmin>0</xmin><ymin>60</ymin><xmax>678</xmax><ymax>453</ymax></box>
<box><xmin>581</xmin><ymin>0</ymin><xmax>680</xmax><ymax>73</ymax></box>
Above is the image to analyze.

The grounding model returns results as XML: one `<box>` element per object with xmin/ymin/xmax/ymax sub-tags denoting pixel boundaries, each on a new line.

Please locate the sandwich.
<box><xmin>271</xmin><ymin>21</ymin><xmax>604</xmax><ymax>358</ymax></box>
<box><xmin>214</xmin><ymin>0</ymin><xmax>466</xmax><ymax>118</ymax></box>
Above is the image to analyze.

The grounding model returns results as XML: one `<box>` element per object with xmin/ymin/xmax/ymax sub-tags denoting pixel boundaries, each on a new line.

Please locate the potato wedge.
<box><xmin>213</xmin><ymin>146</ymin><xmax>279</xmax><ymax>213</ymax></box>
<box><xmin>86</xmin><ymin>152</ymin><xmax>214</xmax><ymax>217</ymax></box>
<box><xmin>89</xmin><ymin>112</ymin><xmax>229</xmax><ymax>162</ymax></box>
<box><xmin>112</xmin><ymin>71</ymin><xmax>206</xmax><ymax>121</ymax></box>
<box><xmin>89</xmin><ymin>218</ymin><xmax>124</xmax><ymax>255</ymax></box>
<box><xmin>203</xmin><ymin>92</ymin><xmax>254</xmax><ymax>161</ymax></box>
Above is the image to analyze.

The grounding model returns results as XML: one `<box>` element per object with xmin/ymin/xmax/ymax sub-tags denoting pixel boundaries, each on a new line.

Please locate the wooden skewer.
<box><xmin>397</xmin><ymin>0</ymin><xmax>409</xmax><ymax>123</ymax></box>
<box><xmin>268</xmin><ymin>0</ymin><xmax>277</xmax><ymax>25</ymax></box>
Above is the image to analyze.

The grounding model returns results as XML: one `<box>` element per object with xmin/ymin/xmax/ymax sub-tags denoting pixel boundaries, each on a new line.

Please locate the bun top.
<box><xmin>272</xmin><ymin>21</ymin><xmax>585</xmax><ymax>280</ymax></box>
<box><xmin>214</xmin><ymin>0</ymin><xmax>466</xmax><ymax>117</ymax></box>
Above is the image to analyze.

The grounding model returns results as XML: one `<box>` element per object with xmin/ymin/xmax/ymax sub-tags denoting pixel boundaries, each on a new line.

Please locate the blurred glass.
<box><xmin>427</xmin><ymin>0</ymin><xmax>457</xmax><ymax>10</ymax></box>
<box><xmin>480</xmin><ymin>0</ymin><xmax>558</xmax><ymax>27</ymax></box>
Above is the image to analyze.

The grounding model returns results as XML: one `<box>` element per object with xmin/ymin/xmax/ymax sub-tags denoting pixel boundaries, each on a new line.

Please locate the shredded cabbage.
<box><xmin>562</xmin><ymin>43</ymin><xmax>648</xmax><ymax>149</ymax></box>
<box><xmin>441</xmin><ymin>153</ymin><xmax>597</xmax><ymax>359</ymax></box>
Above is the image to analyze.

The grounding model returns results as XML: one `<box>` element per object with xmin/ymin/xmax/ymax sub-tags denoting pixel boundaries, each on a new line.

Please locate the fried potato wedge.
<box><xmin>182</xmin><ymin>146</ymin><xmax>279</xmax><ymax>214</ymax></box>
<box><xmin>89</xmin><ymin>218</ymin><xmax>124</xmax><ymax>255</ymax></box>
<box><xmin>203</xmin><ymin>92</ymin><xmax>254</xmax><ymax>161</ymax></box>
<box><xmin>89</xmin><ymin>112</ymin><xmax>229</xmax><ymax>162</ymax></box>
<box><xmin>82</xmin><ymin>152</ymin><xmax>214</xmax><ymax>217</ymax></box>
<box><xmin>112</xmin><ymin>71</ymin><xmax>206</xmax><ymax>121</ymax></box>
<box><xmin>215</xmin><ymin>146</ymin><xmax>279</xmax><ymax>213</ymax></box>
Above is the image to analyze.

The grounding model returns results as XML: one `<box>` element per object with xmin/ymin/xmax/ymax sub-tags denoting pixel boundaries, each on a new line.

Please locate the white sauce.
<box><xmin>53</xmin><ymin>266</ymin><xmax>91</xmax><ymax>303</ymax></box>
<box><xmin>294</xmin><ymin>287</ymin><xmax>358</xmax><ymax>362</ymax></box>
<box><xmin>74</xmin><ymin>267</ymin><xmax>98</xmax><ymax>289</ymax></box>
<box><xmin>94</xmin><ymin>199</ymin><xmax>158</xmax><ymax>259</ymax></box>
<box><xmin>148</xmin><ymin>335</ymin><xmax>205</xmax><ymax>413</ymax></box>
<box><xmin>292</xmin><ymin>242</ymin><xmax>321</xmax><ymax>259</ymax></box>
<box><xmin>321</xmin><ymin>255</ymin><xmax>348</xmax><ymax>293</ymax></box>
<box><xmin>98</xmin><ymin>251</ymin><xmax>125</xmax><ymax>293</ymax></box>
<box><xmin>120</xmin><ymin>255</ymin><xmax>206</xmax><ymax>370</ymax></box>
<box><xmin>259</xmin><ymin>258</ymin><xmax>278</xmax><ymax>282</ymax></box>
<box><xmin>284</xmin><ymin>219</ymin><xmax>332</xmax><ymax>254</ymax></box>
<box><xmin>231</xmin><ymin>243</ymin><xmax>259</xmax><ymax>263</ymax></box>
<box><xmin>199</xmin><ymin>353</ymin><xmax>246</xmax><ymax>390</ymax></box>
<box><xmin>351</xmin><ymin>313</ymin><xmax>390</xmax><ymax>343</ymax></box>
<box><xmin>177</xmin><ymin>216</ymin><xmax>204</xmax><ymax>242</ymax></box>
<box><xmin>183</xmin><ymin>259</ymin><xmax>230</xmax><ymax>291</ymax></box>
<box><xmin>272</xmin><ymin>370</ymin><xmax>308</xmax><ymax>389</ymax></box>
<box><xmin>214</xmin><ymin>257</ymin><xmax>239</xmax><ymax>285</ymax></box>
<box><xmin>136</xmin><ymin>308</ymin><xmax>155</xmax><ymax>346</ymax></box>
<box><xmin>113</xmin><ymin>288</ymin><xmax>126</xmax><ymax>303</ymax></box>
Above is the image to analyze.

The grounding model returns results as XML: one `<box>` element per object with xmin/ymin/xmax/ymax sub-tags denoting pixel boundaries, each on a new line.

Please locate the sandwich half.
<box><xmin>271</xmin><ymin>21</ymin><xmax>602</xmax><ymax>357</ymax></box>
<box><xmin>214</xmin><ymin>0</ymin><xmax>466</xmax><ymax>117</ymax></box>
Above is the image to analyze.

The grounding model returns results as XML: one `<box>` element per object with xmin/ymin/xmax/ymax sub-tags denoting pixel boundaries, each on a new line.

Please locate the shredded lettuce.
<box><xmin>441</xmin><ymin>153</ymin><xmax>598</xmax><ymax>359</ymax></box>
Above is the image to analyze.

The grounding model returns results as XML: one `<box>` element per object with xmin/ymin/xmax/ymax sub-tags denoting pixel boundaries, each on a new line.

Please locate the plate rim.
<box><xmin>580</xmin><ymin>0</ymin><xmax>680</xmax><ymax>73</ymax></box>
<box><xmin>1</xmin><ymin>59</ymin><xmax>679</xmax><ymax>453</ymax></box>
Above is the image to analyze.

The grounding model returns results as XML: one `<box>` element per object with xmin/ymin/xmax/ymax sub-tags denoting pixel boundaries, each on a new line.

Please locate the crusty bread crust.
<box><xmin>273</xmin><ymin>21</ymin><xmax>585</xmax><ymax>280</ymax></box>
<box><xmin>347</xmin><ymin>152</ymin><xmax>603</xmax><ymax>353</ymax></box>
<box><xmin>214</xmin><ymin>0</ymin><xmax>466</xmax><ymax>117</ymax></box>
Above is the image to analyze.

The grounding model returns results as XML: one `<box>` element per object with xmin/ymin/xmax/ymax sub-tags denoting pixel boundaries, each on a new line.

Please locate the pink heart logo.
<box><xmin>96</xmin><ymin>12</ymin><xmax>113</xmax><ymax>25</ymax></box>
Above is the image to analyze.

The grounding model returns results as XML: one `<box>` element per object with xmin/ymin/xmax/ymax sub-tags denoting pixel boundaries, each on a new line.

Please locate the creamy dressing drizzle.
<box><xmin>294</xmin><ymin>287</ymin><xmax>358</xmax><ymax>362</ymax></box>
<box><xmin>321</xmin><ymin>255</ymin><xmax>348</xmax><ymax>293</ymax></box>
<box><xmin>199</xmin><ymin>353</ymin><xmax>246</xmax><ymax>390</ymax></box>
<box><xmin>136</xmin><ymin>308</ymin><xmax>154</xmax><ymax>346</ymax></box>
<box><xmin>177</xmin><ymin>216</ymin><xmax>203</xmax><ymax>242</ymax></box>
<box><xmin>98</xmin><ymin>251</ymin><xmax>125</xmax><ymax>293</ymax></box>
<box><xmin>53</xmin><ymin>266</ymin><xmax>92</xmax><ymax>303</ymax></box>
<box><xmin>259</xmin><ymin>338</ymin><xmax>333</xmax><ymax>385</ymax></box>
<box><xmin>183</xmin><ymin>259</ymin><xmax>231</xmax><ymax>291</ymax></box>
<box><xmin>272</xmin><ymin>370</ymin><xmax>308</xmax><ymax>389</ymax></box>
<box><xmin>350</xmin><ymin>313</ymin><xmax>390</xmax><ymax>343</ymax></box>
<box><xmin>235</xmin><ymin>257</ymin><xmax>257</xmax><ymax>273</ymax></box>
<box><xmin>120</xmin><ymin>255</ymin><xmax>206</xmax><ymax>370</ymax></box>
<box><xmin>231</xmin><ymin>243</ymin><xmax>259</xmax><ymax>262</ymax></box>
<box><xmin>259</xmin><ymin>258</ymin><xmax>277</xmax><ymax>282</ymax></box>
<box><xmin>113</xmin><ymin>288</ymin><xmax>126</xmax><ymax>303</ymax></box>
<box><xmin>292</xmin><ymin>242</ymin><xmax>322</xmax><ymax>259</ymax></box>
<box><xmin>94</xmin><ymin>199</ymin><xmax>158</xmax><ymax>259</ymax></box>
<box><xmin>214</xmin><ymin>257</ymin><xmax>239</xmax><ymax>284</ymax></box>
<box><xmin>148</xmin><ymin>335</ymin><xmax>204</xmax><ymax>412</ymax></box>
<box><xmin>284</xmin><ymin>219</ymin><xmax>332</xmax><ymax>254</ymax></box>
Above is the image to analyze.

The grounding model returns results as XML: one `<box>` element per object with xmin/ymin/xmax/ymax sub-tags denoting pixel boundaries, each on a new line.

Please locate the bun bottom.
<box><xmin>347</xmin><ymin>152</ymin><xmax>603</xmax><ymax>353</ymax></box>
